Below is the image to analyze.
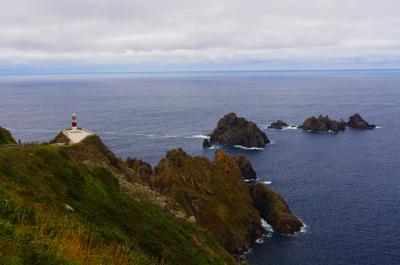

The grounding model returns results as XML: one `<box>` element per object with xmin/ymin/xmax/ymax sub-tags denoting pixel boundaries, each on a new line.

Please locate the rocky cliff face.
<box><xmin>149</xmin><ymin>149</ymin><xmax>264</xmax><ymax>254</ymax></box>
<box><xmin>249</xmin><ymin>183</ymin><xmax>303</xmax><ymax>234</ymax></box>
<box><xmin>300</xmin><ymin>115</ymin><xmax>346</xmax><ymax>133</ymax></box>
<box><xmin>147</xmin><ymin>148</ymin><xmax>303</xmax><ymax>254</ymax></box>
<box><xmin>347</xmin><ymin>114</ymin><xmax>376</xmax><ymax>129</ymax></box>
<box><xmin>209</xmin><ymin>113</ymin><xmax>270</xmax><ymax>148</ymax></box>
<box><xmin>234</xmin><ymin>155</ymin><xmax>257</xmax><ymax>180</ymax></box>
<box><xmin>126</xmin><ymin>157</ymin><xmax>153</xmax><ymax>184</ymax></box>
<box><xmin>0</xmin><ymin>127</ymin><xmax>16</xmax><ymax>145</ymax></box>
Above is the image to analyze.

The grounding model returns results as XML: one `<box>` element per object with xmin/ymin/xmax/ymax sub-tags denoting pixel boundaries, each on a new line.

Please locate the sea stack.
<box><xmin>346</xmin><ymin>114</ymin><xmax>376</xmax><ymax>129</ymax></box>
<box><xmin>299</xmin><ymin>115</ymin><xmax>346</xmax><ymax>133</ymax></box>
<box><xmin>268</xmin><ymin>120</ymin><xmax>289</xmax><ymax>129</ymax></box>
<box><xmin>208</xmin><ymin>113</ymin><xmax>270</xmax><ymax>148</ymax></box>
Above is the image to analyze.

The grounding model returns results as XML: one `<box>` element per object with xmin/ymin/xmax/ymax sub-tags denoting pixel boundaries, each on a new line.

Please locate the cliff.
<box><xmin>149</xmin><ymin>149</ymin><xmax>264</xmax><ymax>254</ymax></box>
<box><xmin>0</xmin><ymin>135</ymin><xmax>236</xmax><ymax>265</ymax></box>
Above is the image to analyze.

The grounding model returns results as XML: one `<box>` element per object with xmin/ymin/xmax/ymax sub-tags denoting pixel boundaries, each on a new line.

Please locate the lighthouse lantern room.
<box><xmin>71</xmin><ymin>113</ymin><xmax>78</xmax><ymax>130</ymax></box>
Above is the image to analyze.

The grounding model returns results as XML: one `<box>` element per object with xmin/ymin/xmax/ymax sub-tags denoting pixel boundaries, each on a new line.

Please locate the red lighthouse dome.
<box><xmin>71</xmin><ymin>113</ymin><xmax>77</xmax><ymax>130</ymax></box>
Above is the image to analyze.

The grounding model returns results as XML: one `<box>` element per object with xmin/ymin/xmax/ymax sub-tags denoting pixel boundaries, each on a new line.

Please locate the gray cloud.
<box><xmin>1</xmin><ymin>0</ymin><xmax>400</xmax><ymax>69</ymax></box>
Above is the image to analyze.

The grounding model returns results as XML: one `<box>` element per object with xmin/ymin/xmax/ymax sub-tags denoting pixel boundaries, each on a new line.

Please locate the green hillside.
<box><xmin>0</xmin><ymin>136</ymin><xmax>236</xmax><ymax>265</ymax></box>
<box><xmin>0</xmin><ymin>127</ymin><xmax>16</xmax><ymax>145</ymax></box>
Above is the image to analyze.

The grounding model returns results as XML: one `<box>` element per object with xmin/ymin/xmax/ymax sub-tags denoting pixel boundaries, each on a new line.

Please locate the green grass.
<box><xmin>0</xmin><ymin>138</ymin><xmax>236</xmax><ymax>265</ymax></box>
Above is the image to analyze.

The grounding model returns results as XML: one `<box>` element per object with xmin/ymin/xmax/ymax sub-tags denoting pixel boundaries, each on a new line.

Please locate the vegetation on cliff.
<box><xmin>0</xmin><ymin>127</ymin><xmax>16</xmax><ymax>145</ymax></box>
<box><xmin>0</xmin><ymin>135</ymin><xmax>236</xmax><ymax>265</ymax></box>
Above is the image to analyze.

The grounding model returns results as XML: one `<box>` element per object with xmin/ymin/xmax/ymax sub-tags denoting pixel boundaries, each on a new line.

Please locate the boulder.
<box><xmin>249</xmin><ymin>183</ymin><xmax>303</xmax><ymax>235</ymax></box>
<box><xmin>299</xmin><ymin>115</ymin><xmax>345</xmax><ymax>133</ymax></box>
<box><xmin>346</xmin><ymin>114</ymin><xmax>376</xmax><ymax>129</ymax></box>
<box><xmin>234</xmin><ymin>155</ymin><xmax>257</xmax><ymax>180</ymax></box>
<box><xmin>209</xmin><ymin>113</ymin><xmax>270</xmax><ymax>148</ymax></box>
<box><xmin>202</xmin><ymin>138</ymin><xmax>212</xmax><ymax>148</ymax></box>
<box><xmin>268</xmin><ymin>120</ymin><xmax>288</xmax><ymax>129</ymax></box>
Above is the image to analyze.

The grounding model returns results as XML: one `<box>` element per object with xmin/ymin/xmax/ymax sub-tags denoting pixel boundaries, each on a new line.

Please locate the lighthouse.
<box><xmin>71</xmin><ymin>113</ymin><xmax>78</xmax><ymax>130</ymax></box>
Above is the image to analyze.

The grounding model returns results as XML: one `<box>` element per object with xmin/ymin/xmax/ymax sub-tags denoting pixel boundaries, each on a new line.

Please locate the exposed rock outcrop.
<box><xmin>249</xmin><ymin>183</ymin><xmax>303</xmax><ymax>235</ymax></box>
<box><xmin>150</xmin><ymin>149</ymin><xmax>264</xmax><ymax>254</ymax></box>
<box><xmin>126</xmin><ymin>157</ymin><xmax>153</xmax><ymax>184</ymax></box>
<box><xmin>234</xmin><ymin>155</ymin><xmax>257</xmax><ymax>180</ymax></box>
<box><xmin>346</xmin><ymin>114</ymin><xmax>376</xmax><ymax>129</ymax></box>
<box><xmin>268</xmin><ymin>120</ymin><xmax>288</xmax><ymax>129</ymax></box>
<box><xmin>202</xmin><ymin>138</ymin><xmax>212</xmax><ymax>148</ymax></box>
<box><xmin>209</xmin><ymin>113</ymin><xmax>270</xmax><ymax>148</ymax></box>
<box><xmin>0</xmin><ymin>127</ymin><xmax>16</xmax><ymax>145</ymax></box>
<box><xmin>299</xmin><ymin>115</ymin><xmax>346</xmax><ymax>133</ymax></box>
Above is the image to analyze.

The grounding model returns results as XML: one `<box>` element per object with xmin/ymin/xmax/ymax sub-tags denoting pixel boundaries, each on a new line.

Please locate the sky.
<box><xmin>1</xmin><ymin>0</ymin><xmax>400</xmax><ymax>74</ymax></box>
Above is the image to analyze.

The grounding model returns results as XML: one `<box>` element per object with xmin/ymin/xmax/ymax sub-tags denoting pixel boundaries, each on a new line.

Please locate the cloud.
<box><xmin>0</xmin><ymin>0</ymin><xmax>400</xmax><ymax>71</ymax></box>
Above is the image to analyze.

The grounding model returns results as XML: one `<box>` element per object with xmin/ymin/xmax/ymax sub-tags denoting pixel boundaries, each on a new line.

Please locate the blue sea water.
<box><xmin>0</xmin><ymin>70</ymin><xmax>399</xmax><ymax>265</ymax></box>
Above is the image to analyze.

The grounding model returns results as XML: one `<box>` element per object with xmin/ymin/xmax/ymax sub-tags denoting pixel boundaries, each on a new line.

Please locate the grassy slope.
<box><xmin>0</xmin><ymin>127</ymin><xmax>16</xmax><ymax>145</ymax></box>
<box><xmin>0</xmin><ymin>137</ymin><xmax>236</xmax><ymax>265</ymax></box>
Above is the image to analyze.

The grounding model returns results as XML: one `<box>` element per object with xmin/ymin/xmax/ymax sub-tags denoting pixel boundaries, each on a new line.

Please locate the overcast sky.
<box><xmin>1</xmin><ymin>0</ymin><xmax>400</xmax><ymax>73</ymax></box>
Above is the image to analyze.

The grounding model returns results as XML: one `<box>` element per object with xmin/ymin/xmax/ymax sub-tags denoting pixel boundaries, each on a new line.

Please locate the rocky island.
<box><xmin>346</xmin><ymin>113</ymin><xmax>376</xmax><ymax>129</ymax></box>
<box><xmin>0</xmin><ymin>127</ymin><xmax>302</xmax><ymax>264</ymax></box>
<box><xmin>268</xmin><ymin>120</ymin><xmax>289</xmax><ymax>129</ymax></box>
<box><xmin>207</xmin><ymin>113</ymin><xmax>270</xmax><ymax>148</ymax></box>
<box><xmin>299</xmin><ymin>115</ymin><xmax>346</xmax><ymax>133</ymax></box>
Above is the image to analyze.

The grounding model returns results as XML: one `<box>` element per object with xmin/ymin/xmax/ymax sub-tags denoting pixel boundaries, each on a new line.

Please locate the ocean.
<box><xmin>0</xmin><ymin>70</ymin><xmax>399</xmax><ymax>265</ymax></box>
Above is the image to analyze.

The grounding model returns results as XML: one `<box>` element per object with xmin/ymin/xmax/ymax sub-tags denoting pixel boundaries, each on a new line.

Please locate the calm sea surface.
<box><xmin>0</xmin><ymin>70</ymin><xmax>399</xmax><ymax>265</ymax></box>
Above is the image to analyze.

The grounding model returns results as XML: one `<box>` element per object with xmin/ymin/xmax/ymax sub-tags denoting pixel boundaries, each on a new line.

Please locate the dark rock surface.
<box><xmin>234</xmin><ymin>155</ymin><xmax>257</xmax><ymax>180</ymax></box>
<box><xmin>299</xmin><ymin>115</ymin><xmax>346</xmax><ymax>133</ymax></box>
<box><xmin>346</xmin><ymin>113</ymin><xmax>376</xmax><ymax>129</ymax></box>
<box><xmin>202</xmin><ymin>138</ymin><xmax>212</xmax><ymax>148</ymax></box>
<box><xmin>126</xmin><ymin>157</ymin><xmax>153</xmax><ymax>184</ymax></box>
<box><xmin>209</xmin><ymin>113</ymin><xmax>270</xmax><ymax>148</ymax></box>
<box><xmin>0</xmin><ymin>127</ymin><xmax>16</xmax><ymax>145</ymax></box>
<box><xmin>268</xmin><ymin>120</ymin><xmax>289</xmax><ymax>129</ymax></box>
<box><xmin>150</xmin><ymin>148</ymin><xmax>264</xmax><ymax>254</ymax></box>
<box><xmin>249</xmin><ymin>183</ymin><xmax>303</xmax><ymax>235</ymax></box>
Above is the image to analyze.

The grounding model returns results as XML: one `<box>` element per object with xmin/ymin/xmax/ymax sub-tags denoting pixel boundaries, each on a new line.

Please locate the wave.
<box><xmin>233</xmin><ymin>145</ymin><xmax>264</xmax><ymax>150</ymax></box>
<box><xmin>375</xmin><ymin>126</ymin><xmax>382</xmax><ymax>129</ymax></box>
<box><xmin>187</xmin><ymin>134</ymin><xmax>210</xmax><ymax>139</ymax></box>
<box><xmin>281</xmin><ymin>125</ymin><xmax>299</xmax><ymax>130</ymax></box>
<box><xmin>263</xmin><ymin>181</ymin><xmax>272</xmax><ymax>185</ymax></box>
<box><xmin>205</xmin><ymin>145</ymin><xmax>220</xmax><ymax>150</ymax></box>
<box><xmin>261</xmin><ymin>219</ymin><xmax>274</xmax><ymax>233</ymax></box>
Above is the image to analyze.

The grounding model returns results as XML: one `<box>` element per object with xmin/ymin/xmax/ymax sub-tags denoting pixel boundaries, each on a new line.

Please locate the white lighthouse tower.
<box><xmin>71</xmin><ymin>113</ymin><xmax>78</xmax><ymax>130</ymax></box>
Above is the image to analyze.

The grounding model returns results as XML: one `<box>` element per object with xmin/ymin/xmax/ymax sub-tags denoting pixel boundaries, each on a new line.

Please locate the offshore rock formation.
<box><xmin>268</xmin><ymin>120</ymin><xmax>288</xmax><ymax>129</ymax></box>
<box><xmin>346</xmin><ymin>114</ymin><xmax>376</xmax><ymax>129</ymax></box>
<box><xmin>209</xmin><ymin>113</ymin><xmax>270</xmax><ymax>148</ymax></box>
<box><xmin>149</xmin><ymin>149</ymin><xmax>264</xmax><ymax>254</ymax></box>
<box><xmin>299</xmin><ymin>115</ymin><xmax>346</xmax><ymax>133</ymax></box>
<box><xmin>202</xmin><ymin>138</ymin><xmax>212</xmax><ymax>148</ymax></box>
<box><xmin>249</xmin><ymin>183</ymin><xmax>303</xmax><ymax>234</ymax></box>
<box><xmin>234</xmin><ymin>155</ymin><xmax>257</xmax><ymax>180</ymax></box>
<box><xmin>0</xmin><ymin>127</ymin><xmax>16</xmax><ymax>145</ymax></box>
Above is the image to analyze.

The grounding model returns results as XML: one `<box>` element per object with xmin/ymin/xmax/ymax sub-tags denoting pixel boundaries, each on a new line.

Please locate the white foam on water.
<box><xmin>261</xmin><ymin>219</ymin><xmax>274</xmax><ymax>233</ymax></box>
<box><xmin>263</xmin><ymin>181</ymin><xmax>272</xmax><ymax>185</ymax></box>
<box><xmin>234</xmin><ymin>145</ymin><xmax>264</xmax><ymax>150</ymax></box>
<box><xmin>206</xmin><ymin>145</ymin><xmax>220</xmax><ymax>150</ymax></box>
<box><xmin>298</xmin><ymin>218</ymin><xmax>308</xmax><ymax>233</ymax></box>
<box><xmin>281</xmin><ymin>126</ymin><xmax>299</xmax><ymax>130</ymax></box>
<box><xmin>188</xmin><ymin>134</ymin><xmax>210</xmax><ymax>139</ymax></box>
<box><xmin>375</xmin><ymin>126</ymin><xmax>382</xmax><ymax>129</ymax></box>
<box><xmin>255</xmin><ymin>238</ymin><xmax>265</xmax><ymax>244</ymax></box>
